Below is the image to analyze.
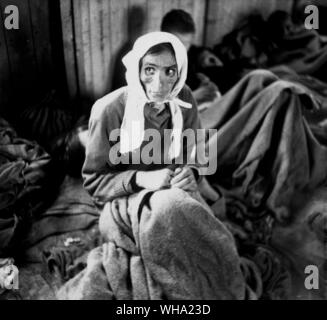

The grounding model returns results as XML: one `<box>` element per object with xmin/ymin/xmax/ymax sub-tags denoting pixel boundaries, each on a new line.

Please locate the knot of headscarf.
<box><xmin>120</xmin><ymin>32</ymin><xmax>192</xmax><ymax>160</ymax></box>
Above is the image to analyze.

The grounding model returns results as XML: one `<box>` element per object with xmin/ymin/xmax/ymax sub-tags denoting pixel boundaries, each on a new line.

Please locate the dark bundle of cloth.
<box><xmin>187</xmin><ymin>46</ymin><xmax>243</xmax><ymax>94</ymax></box>
<box><xmin>0</xmin><ymin>116</ymin><xmax>58</xmax><ymax>256</ymax></box>
<box><xmin>214</xmin><ymin>14</ymin><xmax>273</xmax><ymax>70</ymax></box>
<box><xmin>51</xmin><ymin>120</ymin><xmax>88</xmax><ymax>178</ymax></box>
<box><xmin>17</xmin><ymin>89</ymin><xmax>89</xmax><ymax>179</ymax></box>
<box><xmin>214</xmin><ymin>10</ymin><xmax>327</xmax><ymax>86</ymax></box>
<box><xmin>268</xmin><ymin>15</ymin><xmax>327</xmax><ymax>81</ymax></box>
<box><xmin>18</xmin><ymin>90</ymin><xmax>75</xmax><ymax>152</ymax></box>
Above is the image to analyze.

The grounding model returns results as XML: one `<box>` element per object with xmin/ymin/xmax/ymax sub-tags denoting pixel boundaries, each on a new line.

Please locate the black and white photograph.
<box><xmin>0</xmin><ymin>0</ymin><xmax>326</xmax><ymax>304</ymax></box>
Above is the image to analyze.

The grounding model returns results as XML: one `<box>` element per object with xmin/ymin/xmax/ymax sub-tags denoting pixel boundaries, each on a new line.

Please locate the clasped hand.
<box><xmin>136</xmin><ymin>166</ymin><xmax>198</xmax><ymax>192</ymax></box>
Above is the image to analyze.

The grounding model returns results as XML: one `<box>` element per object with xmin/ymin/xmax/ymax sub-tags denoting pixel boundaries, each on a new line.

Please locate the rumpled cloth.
<box><xmin>0</xmin><ymin>117</ymin><xmax>53</xmax><ymax>255</ymax></box>
<box><xmin>42</xmin><ymin>245</ymin><xmax>90</xmax><ymax>289</ymax></box>
<box><xmin>213</xmin><ymin>11</ymin><xmax>327</xmax><ymax>85</ymax></box>
<box><xmin>269</xmin><ymin>27</ymin><xmax>327</xmax><ymax>80</ymax></box>
<box><xmin>271</xmin><ymin>187</ymin><xmax>327</xmax><ymax>300</ymax></box>
<box><xmin>0</xmin><ymin>257</ymin><xmax>21</xmax><ymax>299</ymax></box>
<box><xmin>22</xmin><ymin>176</ymin><xmax>99</xmax><ymax>251</ymax></box>
<box><xmin>203</xmin><ymin>69</ymin><xmax>327</xmax><ymax>223</ymax></box>
<box><xmin>199</xmin><ymin>69</ymin><xmax>327</xmax><ymax>299</ymax></box>
<box><xmin>57</xmin><ymin>189</ymin><xmax>246</xmax><ymax>300</ymax></box>
<box><xmin>270</xmin><ymin>65</ymin><xmax>327</xmax><ymax>145</ymax></box>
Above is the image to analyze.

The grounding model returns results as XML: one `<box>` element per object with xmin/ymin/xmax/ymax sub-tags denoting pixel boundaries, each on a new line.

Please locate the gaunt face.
<box><xmin>140</xmin><ymin>50</ymin><xmax>178</xmax><ymax>103</ymax></box>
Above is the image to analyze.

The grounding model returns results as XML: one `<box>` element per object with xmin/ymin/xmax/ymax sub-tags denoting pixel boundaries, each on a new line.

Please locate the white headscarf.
<box><xmin>120</xmin><ymin>31</ymin><xmax>192</xmax><ymax>159</ymax></box>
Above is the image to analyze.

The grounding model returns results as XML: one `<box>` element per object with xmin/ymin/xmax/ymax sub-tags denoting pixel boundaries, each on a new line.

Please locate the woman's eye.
<box><xmin>145</xmin><ymin>67</ymin><xmax>155</xmax><ymax>75</ymax></box>
<box><xmin>166</xmin><ymin>68</ymin><xmax>177</xmax><ymax>77</ymax></box>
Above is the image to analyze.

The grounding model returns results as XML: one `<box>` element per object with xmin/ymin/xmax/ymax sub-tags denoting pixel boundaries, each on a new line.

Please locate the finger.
<box><xmin>204</xmin><ymin>91</ymin><xmax>215</xmax><ymax>98</ymax></box>
<box><xmin>205</xmin><ymin>94</ymin><xmax>215</xmax><ymax>102</ymax></box>
<box><xmin>163</xmin><ymin>176</ymin><xmax>172</xmax><ymax>186</ymax></box>
<box><xmin>159</xmin><ymin>172</ymin><xmax>173</xmax><ymax>186</ymax></box>
<box><xmin>205</xmin><ymin>88</ymin><xmax>216</xmax><ymax>97</ymax></box>
<box><xmin>183</xmin><ymin>181</ymin><xmax>198</xmax><ymax>192</ymax></box>
<box><xmin>164</xmin><ymin>169</ymin><xmax>175</xmax><ymax>177</ymax></box>
<box><xmin>208</xmin><ymin>82</ymin><xmax>218</xmax><ymax>90</ymax></box>
<box><xmin>206</xmin><ymin>92</ymin><xmax>217</xmax><ymax>101</ymax></box>
<box><xmin>166</xmin><ymin>170</ymin><xmax>175</xmax><ymax>182</ymax></box>
<box><xmin>174</xmin><ymin>181</ymin><xmax>197</xmax><ymax>192</ymax></box>
<box><xmin>171</xmin><ymin>177</ymin><xmax>192</xmax><ymax>189</ymax></box>
<box><xmin>174</xmin><ymin>167</ymin><xmax>182</xmax><ymax>174</ymax></box>
<box><xmin>198</xmin><ymin>73</ymin><xmax>209</xmax><ymax>83</ymax></box>
<box><xmin>211</xmin><ymin>85</ymin><xmax>219</xmax><ymax>92</ymax></box>
<box><xmin>170</xmin><ymin>168</ymin><xmax>191</xmax><ymax>184</ymax></box>
<box><xmin>207</xmin><ymin>86</ymin><xmax>217</xmax><ymax>94</ymax></box>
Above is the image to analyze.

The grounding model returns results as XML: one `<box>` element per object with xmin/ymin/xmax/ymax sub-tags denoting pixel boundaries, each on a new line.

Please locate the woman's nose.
<box><xmin>152</xmin><ymin>72</ymin><xmax>166</xmax><ymax>90</ymax></box>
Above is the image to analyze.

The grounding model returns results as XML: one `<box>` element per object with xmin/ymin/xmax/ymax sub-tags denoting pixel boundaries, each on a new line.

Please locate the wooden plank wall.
<box><xmin>0</xmin><ymin>6</ymin><xmax>11</xmax><ymax>109</ymax></box>
<box><xmin>0</xmin><ymin>0</ymin><xmax>296</xmax><ymax>113</ymax></box>
<box><xmin>60</xmin><ymin>0</ymin><xmax>208</xmax><ymax>102</ymax></box>
<box><xmin>61</xmin><ymin>0</ymin><xmax>295</xmax><ymax>103</ymax></box>
<box><xmin>0</xmin><ymin>0</ymin><xmax>53</xmax><ymax>114</ymax></box>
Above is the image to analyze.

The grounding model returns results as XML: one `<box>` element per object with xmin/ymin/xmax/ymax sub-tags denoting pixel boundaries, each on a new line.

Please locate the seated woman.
<box><xmin>58</xmin><ymin>32</ymin><xmax>246</xmax><ymax>300</ymax></box>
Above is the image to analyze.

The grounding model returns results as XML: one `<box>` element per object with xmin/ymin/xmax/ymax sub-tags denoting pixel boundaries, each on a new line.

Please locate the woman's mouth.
<box><xmin>150</xmin><ymin>92</ymin><xmax>167</xmax><ymax>101</ymax></box>
<box><xmin>151</xmin><ymin>92</ymin><xmax>165</xmax><ymax>96</ymax></box>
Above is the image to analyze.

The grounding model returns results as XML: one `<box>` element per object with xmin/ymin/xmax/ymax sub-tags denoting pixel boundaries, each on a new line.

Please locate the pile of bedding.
<box><xmin>0</xmin><ymin>113</ymin><xmax>100</xmax><ymax>300</ymax></box>
<box><xmin>0</xmin><ymin>116</ymin><xmax>56</xmax><ymax>256</ymax></box>
<box><xmin>16</xmin><ymin>175</ymin><xmax>101</xmax><ymax>300</ymax></box>
<box><xmin>201</xmin><ymin>70</ymin><xmax>327</xmax><ymax>299</ymax></box>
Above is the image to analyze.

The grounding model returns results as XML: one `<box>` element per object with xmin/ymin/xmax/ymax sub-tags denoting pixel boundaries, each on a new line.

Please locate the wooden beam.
<box><xmin>0</xmin><ymin>4</ymin><xmax>11</xmax><ymax>111</ymax></box>
<box><xmin>193</xmin><ymin>0</ymin><xmax>207</xmax><ymax>46</ymax></box>
<box><xmin>147</xmin><ymin>0</ymin><xmax>163</xmax><ymax>32</ymax></box>
<box><xmin>89</xmin><ymin>0</ymin><xmax>104</xmax><ymax>99</ymax></box>
<box><xmin>0</xmin><ymin>0</ymin><xmax>38</xmax><ymax>107</ymax></box>
<box><xmin>29</xmin><ymin>0</ymin><xmax>53</xmax><ymax>90</ymax></box>
<box><xmin>60</xmin><ymin>0</ymin><xmax>78</xmax><ymax>99</ymax></box>
<box><xmin>101</xmin><ymin>0</ymin><xmax>112</xmax><ymax>95</ymax></box>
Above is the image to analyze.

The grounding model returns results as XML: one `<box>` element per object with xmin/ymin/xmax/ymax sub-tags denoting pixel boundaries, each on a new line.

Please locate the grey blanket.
<box><xmin>199</xmin><ymin>69</ymin><xmax>327</xmax><ymax>299</ymax></box>
<box><xmin>57</xmin><ymin>189</ymin><xmax>246</xmax><ymax>300</ymax></box>
<box><xmin>202</xmin><ymin>70</ymin><xmax>327</xmax><ymax>223</ymax></box>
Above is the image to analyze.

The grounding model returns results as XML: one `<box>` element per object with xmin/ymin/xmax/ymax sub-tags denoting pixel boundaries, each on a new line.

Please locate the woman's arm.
<box><xmin>82</xmin><ymin>97</ymin><xmax>138</xmax><ymax>205</ymax></box>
